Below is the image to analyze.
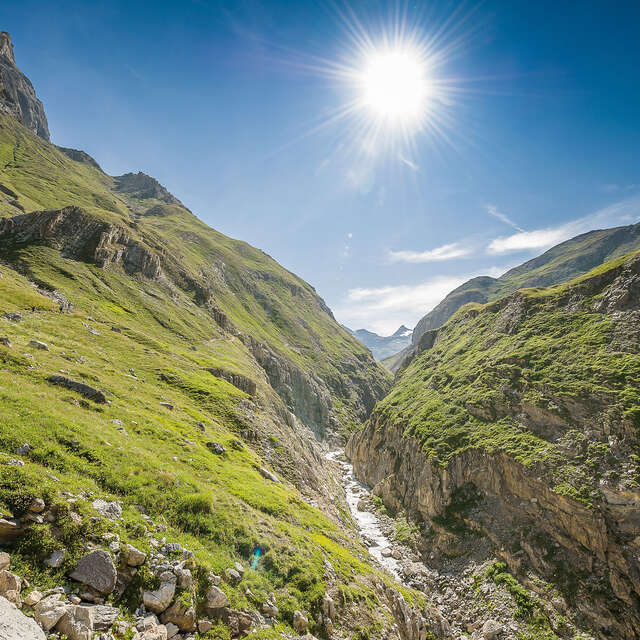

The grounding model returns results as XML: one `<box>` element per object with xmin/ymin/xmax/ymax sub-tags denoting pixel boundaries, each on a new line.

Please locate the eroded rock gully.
<box><xmin>346</xmin><ymin>419</ymin><xmax>640</xmax><ymax>639</ymax></box>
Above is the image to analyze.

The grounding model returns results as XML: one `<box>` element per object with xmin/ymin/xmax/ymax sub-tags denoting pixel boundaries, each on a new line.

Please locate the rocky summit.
<box><xmin>0</xmin><ymin>32</ymin><xmax>49</xmax><ymax>141</ymax></box>
<box><xmin>0</xmin><ymin>27</ymin><xmax>639</xmax><ymax>640</ymax></box>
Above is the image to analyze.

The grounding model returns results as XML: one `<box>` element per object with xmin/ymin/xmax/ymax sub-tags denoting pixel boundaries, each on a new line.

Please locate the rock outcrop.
<box><xmin>0</xmin><ymin>32</ymin><xmax>49</xmax><ymax>140</ymax></box>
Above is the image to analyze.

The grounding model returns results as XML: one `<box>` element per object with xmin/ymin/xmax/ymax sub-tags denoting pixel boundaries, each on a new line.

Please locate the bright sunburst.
<box><xmin>359</xmin><ymin>48</ymin><xmax>432</xmax><ymax>126</ymax></box>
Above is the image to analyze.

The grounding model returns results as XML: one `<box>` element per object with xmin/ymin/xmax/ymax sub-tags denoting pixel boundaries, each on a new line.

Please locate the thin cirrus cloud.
<box><xmin>336</xmin><ymin>267</ymin><xmax>509</xmax><ymax>335</ymax></box>
<box><xmin>388</xmin><ymin>242</ymin><xmax>471</xmax><ymax>263</ymax></box>
<box><xmin>486</xmin><ymin>204</ymin><xmax>524</xmax><ymax>232</ymax></box>
<box><xmin>487</xmin><ymin>196</ymin><xmax>640</xmax><ymax>255</ymax></box>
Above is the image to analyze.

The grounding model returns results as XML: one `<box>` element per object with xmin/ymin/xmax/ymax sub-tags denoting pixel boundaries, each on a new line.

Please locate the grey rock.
<box><xmin>160</xmin><ymin>600</ymin><xmax>196</xmax><ymax>632</ymax></box>
<box><xmin>91</xmin><ymin>604</ymin><xmax>120</xmax><ymax>630</ymax></box>
<box><xmin>29</xmin><ymin>497</ymin><xmax>45</xmax><ymax>513</ymax></box>
<box><xmin>0</xmin><ymin>516</ymin><xmax>23</xmax><ymax>542</ymax></box>
<box><xmin>138</xmin><ymin>625</ymin><xmax>168</xmax><ymax>640</ymax></box>
<box><xmin>142</xmin><ymin>572</ymin><xmax>176</xmax><ymax>614</ymax></box>
<box><xmin>205</xmin><ymin>441</ymin><xmax>226</xmax><ymax>454</ymax></box>
<box><xmin>23</xmin><ymin>590</ymin><xmax>43</xmax><ymax>606</ymax></box>
<box><xmin>482</xmin><ymin>619</ymin><xmax>503</xmax><ymax>639</ymax></box>
<box><xmin>259</xmin><ymin>466</ymin><xmax>279</xmax><ymax>482</ymax></box>
<box><xmin>205</xmin><ymin>585</ymin><xmax>228</xmax><ymax>609</ymax></box>
<box><xmin>69</xmin><ymin>550</ymin><xmax>117</xmax><ymax>594</ymax></box>
<box><xmin>0</xmin><ymin>336</ymin><xmax>11</xmax><ymax>347</ymax></box>
<box><xmin>0</xmin><ymin>569</ymin><xmax>21</xmax><ymax>596</ymax></box>
<box><xmin>47</xmin><ymin>375</ymin><xmax>107</xmax><ymax>403</ymax></box>
<box><xmin>159</xmin><ymin>402</ymin><xmax>174</xmax><ymax>410</ymax></box>
<box><xmin>0</xmin><ymin>32</ymin><xmax>50</xmax><ymax>140</ymax></box>
<box><xmin>293</xmin><ymin>610</ymin><xmax>309</xmax><ymax>633</ymax></box>
<box><xmin>55</xmin><ymin>604</ymin><xmax>94</xmax><ymax>640</ymax></box>
<box><xmin>33</xmin><ymin>594</ymin><xmax>68</xmax><ymax>631</ymax></box>
<box><xmin>14</xmin><ymin>443</ymin><xmax>30</xmax><ymax>455</ymax></box>
<box><xmin>0</xmin><ymin>551</ymin><xmax>9</xmax><ymax>569</ymax></box>
<box><xmin>44</xmin><ymin>550</ymin><xmax>66</xmax><ymax>568</ymax></box>
<box><xmin>28</xmin><ymin>340</ymin><xmax>48</xmax><ymax>350</ymax></box>
<box><xmin>91</xmin><ymin>499</ymin><xmax>122</xmax><ymax>520</ymax></box>
<box><xmin>3</xmin><ymin>312</ymin><xmax>22</xmax><ymax>322</ymax></box>
<box><xmin>123</xmin><ymin>543</ymin><xmax>147</xmax><ymax>567</ymax></box>
<box><xmin>0</xmin><ymin>594</ymin><xmax>47</xmax><ymax>639</ymax></box>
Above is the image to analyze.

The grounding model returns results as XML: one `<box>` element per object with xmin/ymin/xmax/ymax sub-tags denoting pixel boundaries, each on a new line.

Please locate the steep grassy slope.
<box><xmin>393</xmin><ymin>224</ymin><xmax>640</xmax><ymax>373</ymax></box>
<box><xmin>349</xmin><ymin>251</ymin><xmax>640</xmax><ymax>639</ymax></box>
<box><xmin>0</xmin><ymin>110</ymin><xmax>429</xmax><ymax>637</ymax></box>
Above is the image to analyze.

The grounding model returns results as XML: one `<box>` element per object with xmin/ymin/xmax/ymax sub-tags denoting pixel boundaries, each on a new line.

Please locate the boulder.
<box><xmin>205</xmin><ymin>585</ymin><xmax>228</xmax><ymax>610</ymax></box>
<box><xmin>0</xmin><ymin>569</ymin><xmax>21</xmax><ymax>596</ymax></box>
<box><xmin>91</xmin><ymin>498</ymin><xmax>122</xmax><ymax>520</ymax></box>
<box><xmin>91</xmin><ymin>604</ymin><xmax>120</xmax><ymax>630</ymax></box>
<box><xmin>28</xmin><ymin>498</ymin><xmax>45</xmax><ymax>513</ymax></box>
<box><xmin>143</xmin><ymin>571</ymin><xmax>176</xmax><ymax>613</ymax></box>
<box><xmin>33</xmin><ymin>594</ymin><xmax>68</xmax><ymax>631</ymax></box>
<box><xmin>206</xmin><ymin>441</ymin><xmax>226</xmax><ymax>454</ymax></box>
<box><xmin>198</xmin><ymin>619</ymin><xmax>213</xmax><ymax>633</ymax></box>
<box><xmin>161</xmin><ymin>600</ymin><xmax>197</xmax><ymax>631</ymax></box>
<box><xmin>44</xmin><ymin>549</ymin><xmax>66</xmax><ymax>568</ymax></box>
<box><xmin>23</xmin><ymin>590</ymin><xmax>43</xmax><ymax>606</ymax></box>
<box><xmin>225</xmin><ymin>567</ymin><xmax>241</xmax><ymax>584</ymax></box>
<box><xmin>259</xmin><ymin>467</ymin><xmax>279</xmax><ymax>482</ymax></box>
<box><xmin>0</xmin><ymin>517</ymin><xmax>22</xmax><ymax>542</ymax></box>
<box><xmin>262</xmin><ymin>600</ymin><xmax>278</xmax><ymax>617</ymax></box>
<box><xmin>482</xmin><ymin>619</ymin><xmax>503</xmax><ymax>639</ymax></box>
<box><xmin>165</xmin><ymin>621</ymin><xmax>179</xmax><ymax>638</ymax></box>
<box><xmin>47</xmin><ymin>375</ymin><xmax>106</xmax><ymax>403</ymax></box>
<box><xmin>55</xmin><ymin>604</ymin><xmax>94</xmax><ymax>640</ymax></box>
<box><xmin>69</xmin><ymin>550</ymin><xmax>117</xmax><ymax>594</ymax></box>
<box><xmin>223</xmin><ymin>608</ymin><xmax>253</xmax><ymax>636</ymax></box>
<box><xmin>0</xmin><ymin>551</ymin><xmax>9</xmax><ymax>569</ymax></box>
<box><xmin>293</xmin><ymin>610</ymin><xmax>309</xmax><ymax>633</ymax></box>
<box><xmin>123</xmin><ymin>543</ymin><xmax>147</xmax><ymax>566</ymax></box>
<box><xmin>28</xmin><ymin>340</ymin><xmax>48</xmax><ymax>350</ymax></box>
<box><xmin>139</xmin><ymin>625</ymin><xmax>168</xmax><ymax>640</ymax></box>
<box><xmin>0</xmin><ymin>595</ymin><xmax>46</xmax><ymax>639</ymax></box>
<box><xmin>321</xmin><ymin>594</ymin><xmax>336</xmax><ymax>619</ymax></box>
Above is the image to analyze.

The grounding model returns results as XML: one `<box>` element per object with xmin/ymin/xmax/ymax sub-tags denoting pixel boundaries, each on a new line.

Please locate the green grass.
<box><xmin>374</xmin><ymin>252</ymin><xmax>640</xmax><ymax>504</ymax></box>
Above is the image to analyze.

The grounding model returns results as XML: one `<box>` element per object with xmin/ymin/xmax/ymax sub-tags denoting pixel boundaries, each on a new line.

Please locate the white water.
<box><xmin>326</xmin><ymin>450</ymin><xmax>401</xmax><ymax>579</ymax></box>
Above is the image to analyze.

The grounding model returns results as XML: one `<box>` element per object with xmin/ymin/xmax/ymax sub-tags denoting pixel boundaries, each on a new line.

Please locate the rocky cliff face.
<box><xmin>348</xmin><ymin>251</ymin><xmax>640</xmax><ymax>639</ymax></box>
<box><xmin>0</xmin><ymin>32</ymin><xmax>49</xmax><ymax>141</ymax></box>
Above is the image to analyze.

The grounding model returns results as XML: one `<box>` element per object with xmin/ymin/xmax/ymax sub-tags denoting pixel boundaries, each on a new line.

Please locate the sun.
<box><xmin>359</xmin><ymin>48</ymin><xmax>432</xmax><ymax>126</ymax></box>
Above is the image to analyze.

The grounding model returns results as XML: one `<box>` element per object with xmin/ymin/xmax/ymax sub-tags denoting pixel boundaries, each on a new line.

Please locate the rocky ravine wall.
<box><xmin>347</xmin><ymin>419</ymin><xmax>640</xmax><ymax>640</ymax></box>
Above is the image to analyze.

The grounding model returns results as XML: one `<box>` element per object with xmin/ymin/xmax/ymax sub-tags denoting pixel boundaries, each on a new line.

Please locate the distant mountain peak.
<box><xmin>392</xmin><ymin>324</ymin><xmax>412</xmax><ymax>337</ymax></box>
<box><xmin>0</xmin><ymin>31</ymin><xmax>50</xmax><ymax>140</ymax></box>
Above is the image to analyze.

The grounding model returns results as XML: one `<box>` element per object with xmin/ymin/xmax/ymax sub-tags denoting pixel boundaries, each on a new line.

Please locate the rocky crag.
<box><xmin>348</xmin><ymin>251</ymin><xmax>640</xmax><ymax>639</ymax></box>
<box><xmin>0</xmin><ymin>32</ymin><xmax>49</xmax><ymax>141</ymax></box>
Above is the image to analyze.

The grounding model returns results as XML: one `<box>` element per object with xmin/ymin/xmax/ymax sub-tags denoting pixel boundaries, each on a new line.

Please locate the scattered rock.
<box><xmin>143</xmin><ymin>571</ymin><xmax>176</xmax><ymax>614</ymax></box>
<box><xmin>3</xmin><ymin>312</ymin><xmax>22</xmax><ymax>322</ymax></box>
<box><xmin>44</xmin><ymin>550</ymin><xmax>66</xmax><ymax>568</ymax></box>
<box><xmin>206</xmin><ymin>441</ymin><xmax>226</xmax><ymax>454</ymax></box>
<box><xmin>34</xmin><ymin>594</ymin><xmax>68</xmax><ymax>631</ymax></box>
<box><xmin>482</xmin><ymin>619</ymin><xmax>503</xmax><ymax>639</ymax></box>
<box><xmin>69</xmin><ymin>550</ymin><xmax>117</xmax><ymax>595</ymax></box>
<box><xmin>293</xmin><ymin>610</ymin><xmax>309</xmax><ymax>633</ymax></box>
<box><xmin>225</xmin><ymin>567</ymin><xmax>241</xmax><ymax>584</ymax></box>
<box><xmin>259</xmin><ymin>467</ymin><xmax>279</xmax><ymax>482</ymax></box>
<box><xmin>55</xmin><ymin>604</ymin><xmax>94</xmax><ymax>640</ymax></box>
<box><xmin>0</xmin><ymin>551</ymin><xmax>9</xmax><ymax>569</ymax></box>
<box><xmin>0</xmin><ymin>516</ymin><xmax>23</xmax><ymax>542</ymax></box>
<box><xmin>28</xmin><ymin>340</ymin><xmax>48</xmax><ymax>350</ymax></box>
<box><xmin>0</xmin><ymin>594</ymin><xmax>46</xmax><ymax>639</ymax></box>
<box><xmin>321</xmin><ymin>594</ymin><xmax>336</xmax><ymax>620</ymax></box>
<box><xmin>24</xmin><ymin>590</ymin><xmax>43</xmax><ymax>606</ymax></box>
<box><xmin>91</xmin><ymin>604</ymin><xmax>120</xmax><ymax>630</ymax></box>
<box><xmin>91</xmin><ymin>498</ymin><xmax>122</xmax><ymax>520</ymax></box>
<box><xmin>165</xmin><ymin>621</ymin><xmax>179</xmax><ymax>639</ymax></box>
<box><xmin>205</xmin><ymin>585</ymin><xmax>228</xmax><ymax>610</ymax></box>
<box><xmin>123</xmin><ymin>543</ymin><xmax>147</xmax><ymax>567</ymax></box>
<box><xmin>198</xmin><ymin>619</ymin><xmax>213</xmax><ymax>633</ymax></box>
<box><xmin>47</xmin><ymin>375</ymin><xmax>107</xmax><ymax>403</ymax></box>
<box><xmin>160</xmin><ymin>600</ymin><xmax>197</xmax><ymax>632</ymax></box>
<box><xmin>138</xmin><ymin>625</ymin><xmax>168</xmax><ymax>640</ymax></box>
<box><xmin>159</xmin><ymin>402</ymin><xmax>174</xmax><ymax>410</ymax></box>
<box><xmin>262</xmin><ymin>600</ymin><xmax>278</xmax><ymax>617</ymax></box>
<box><xmin>0</xmin><ymin>569</ymin><xmax>22</xmax><ymax>596</ymax></box>
<box><xmin>29</xmin><ymin>498</ymin><xmax>45</xmax><ymax>513</ymax></box>
<box><xmin>14</xmin><ymin>443</ymin><xmax>30</xmax><ymax>455</ymax></box>
<box><xmin>0</xmin><ymin>336</ymin><xmax>11</xmax><ymax>347</ymax></box>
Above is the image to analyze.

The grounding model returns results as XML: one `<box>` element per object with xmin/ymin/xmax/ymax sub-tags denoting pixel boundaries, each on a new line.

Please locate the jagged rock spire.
<box><xmin>0</xmin><ymin>31</ymin><xmax>50</xmax><ymax>141</ymax></box>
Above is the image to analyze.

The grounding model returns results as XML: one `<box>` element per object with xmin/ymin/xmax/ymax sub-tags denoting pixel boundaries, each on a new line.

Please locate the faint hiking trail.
<box><xmin>326</xmin><ymin>450</ymin><xmax>402</xmax><ymax>581</ymax></box>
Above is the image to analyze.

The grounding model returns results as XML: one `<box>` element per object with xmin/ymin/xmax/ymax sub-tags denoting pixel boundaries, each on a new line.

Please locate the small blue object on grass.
<box><xmin>251</xmin><ymin>547</ymin><xmax>262</xmax><ymax>570</ymax></box>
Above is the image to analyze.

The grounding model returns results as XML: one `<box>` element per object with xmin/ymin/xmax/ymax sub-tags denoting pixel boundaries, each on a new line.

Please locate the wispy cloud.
<box><xmin>335</xmin><ymin>266</ymin><xmax>510</xmax><ymax>334</ymax></box>
<box><xmin>486</xmin><ymin>204</ymin><xmax>524</xmax><ymax>232</ymax></box>
<box><xmin>487</xmin><ymin>197</ymin><xmax>640</xmax><ymax>255</ymax></box>
<box><xmin>388</xmin><ymin>242</ymin><xmax>471</xmax><ymax>263</ymax></box>
<box><xmin>399</xmin><ymin>154</ymin><xmax>419</xmax><ymax>171</ymax></box>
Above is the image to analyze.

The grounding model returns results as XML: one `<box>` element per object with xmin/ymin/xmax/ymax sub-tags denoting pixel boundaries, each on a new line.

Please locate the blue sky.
<box><xmin>2</xmin><ymin>0</ymin><xmax>639</xmax><ymax>334</ymax></box>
